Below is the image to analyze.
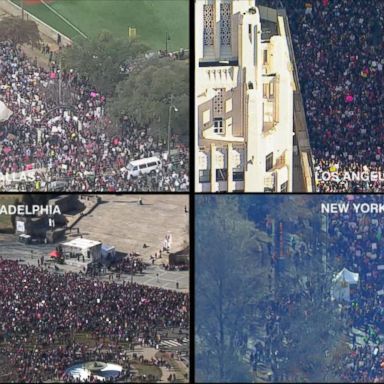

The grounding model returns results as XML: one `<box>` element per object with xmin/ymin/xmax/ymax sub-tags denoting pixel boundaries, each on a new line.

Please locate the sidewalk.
<box><xmin>0</xmin><ymin>4</ymin><xmax>60</xmax><ymax>69</ymax></box>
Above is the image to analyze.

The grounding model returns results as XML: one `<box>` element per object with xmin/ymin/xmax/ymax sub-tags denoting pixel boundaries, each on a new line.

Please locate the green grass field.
<box><xmin>12</xmin><ymin>0</ymin><xmax>189</xmax><ymax>50</ymax></box>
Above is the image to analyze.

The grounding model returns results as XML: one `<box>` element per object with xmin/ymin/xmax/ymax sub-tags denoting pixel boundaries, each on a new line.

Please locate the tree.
<box><xmin>263</xmin><ymin>195</ymin><xmax>345</xmax><ymax>382</ymax></box>
<box><xmin>196</xmin><ymin>196</ymin><xmax>269</xmax><ymax>382</ymax></box>
<box><xmin>62</xmin><ymin>30</ymin><xmax>148</xmax><ymax>96</ymax></box>
<box><xmin>0</xmin><ymin>16</ymin><xmax>41</xmax><ymax>47</ymax></box>
<box><xmin>197</xmin><ymin>195</ymin><xmax>351</xmax><ymax>382</ymax></box>
<box><xmin>21</xmin><ymin>194</ymin><xmax>53</xmax><ymax>206</ymax></box>
<box><xmin>108</xmin><ymin>58</ymin><xmax>189</xmax><ymax>144</ymax></box>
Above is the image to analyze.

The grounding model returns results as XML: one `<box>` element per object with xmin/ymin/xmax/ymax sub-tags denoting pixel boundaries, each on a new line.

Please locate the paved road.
<box><xmin>0</xmin><ymin>237</ymin><xmax>188</xmax><ymax>291</ymax></box>
<box><xmin>0</xmin><ymin>194</ymin><xmax>189</xmax><ymax>292</ymax></box>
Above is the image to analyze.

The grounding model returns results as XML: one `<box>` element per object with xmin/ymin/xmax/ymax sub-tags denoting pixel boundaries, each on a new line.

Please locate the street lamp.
<box><xmin>165</xmin><ymin>32</ymin><xmax>171</xmax><ymax>54</ymax></box>
<box><xmin>167</xmin><ymin>94</ymin><xmax>178</xmax><ymax>157</ymax></box>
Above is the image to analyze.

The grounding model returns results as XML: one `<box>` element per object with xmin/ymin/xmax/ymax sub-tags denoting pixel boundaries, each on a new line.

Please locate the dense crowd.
<box><xmin>286</xmin><ymin>0</ymin><xmax>384</xmax><ymax>192</ymax></box>
<box><xmin>326</xmin><ymin>195</ymin><xmax>384</xmax><ymax>382</ymax></box>
<box><xmin>0</xmin><ymin>41</ymin><xmax>189</xmax><ymax>192</ymax></box>
<box><xmin>111</xmin><ymin>255</ymin><xmax>148</xmax><ymax>275</ymax></box>
<box><xmin>247</xmin><ymin>196</ymin><xmax>384</xmax><ymax>382</ymax></box>
<box><xmin>0</xmin><ymin>258</ymin><xmax>189</xmax><ymax>382</ymax></box>
<box><xmin>1</xmin><ymin>342</ymin><xmax>131</xmax><ymax>383</ymax></box>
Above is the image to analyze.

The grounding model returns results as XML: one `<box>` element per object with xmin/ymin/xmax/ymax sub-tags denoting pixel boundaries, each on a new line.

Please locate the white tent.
<box><xmin>331</xmin><ymin>268</ymin><xmax>359</xmax><ymax>302</ymax></box>
<box><xmin>0</xmin><ymin>101</ymin><xmax>13</xmax><ymax>122</ymax></box>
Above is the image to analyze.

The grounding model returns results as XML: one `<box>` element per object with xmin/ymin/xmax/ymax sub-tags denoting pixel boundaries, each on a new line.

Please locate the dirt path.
<box><xmin>20</xmin><ymin>42</ymin><xmax>58</xmax><ymax>70</ymax></box>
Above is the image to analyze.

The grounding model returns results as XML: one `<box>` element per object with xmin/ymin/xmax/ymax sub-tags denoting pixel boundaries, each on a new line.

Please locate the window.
<box><xmin>213</xmin><ymin>118</ymin><xmax>224</xmax><ymax>134</ymax></box>
<box><xmin>139</xmin><ymin>164</ymin><xmax>147</xmax><ymax>169</ymax></box>
<box><xmin>263</xmin><ymin>49</ymin><xmax>268</xmax><ymax>65</ymax></box>
<box><xmin>203</xmin><ymin>109</ymin><xmax>210</xmax><ymax>125</ymax></box>
<box><xmin>225</xmin><ymin>98</ymin><xmax>232</xmax><ymax>113</ymax></box>
<box><xmin>263</xmin><ymin>82</ymin><xmax>274</xmax><ymax>99</ymax></box>
<box><xmin>148</xmin><ymin>162</ymin><xmax>157</xmax><ymax>167</ymax></box>
<box><xmin>280</xmin><ymin>181</ymin><xmax>288</xmax><ymax>192</ymax></box>
<box><xmin>199</xmin><ymin>170</ymin><xmax>210</xmax><ymax>183</ymax></box>
<box><xmin>216</xmin><ymin>169</ymin><xmax>227</xmax><ymax>181</ymax></box>
<box><xmin>269</xmin><ymin>82</ymin><xmax>274</xmax><ymax>97</ymax></box>
<box><xmin>263</xmin><ymin>83</ymin><xmax>268</xmax><ymax>98</ymax></box>
<box><xmin>266</xmin><ymin>152</ymin><xmax>273</xmax><ymax>172</ymax></box>
<box><xmin>233</xmin><ymin>171</ymin><xmax>244</xmax><ymax>181</ymax></box>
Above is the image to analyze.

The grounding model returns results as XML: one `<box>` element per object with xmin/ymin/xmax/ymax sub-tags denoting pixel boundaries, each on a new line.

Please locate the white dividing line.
<box><xmin>40</xmin><ymin>0</ymin><xmax>88</xmax><ymax>39</ymax></box>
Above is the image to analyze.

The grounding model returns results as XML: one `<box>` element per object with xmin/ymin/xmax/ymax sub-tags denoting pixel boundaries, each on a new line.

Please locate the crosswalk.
<box><xmin>160</xmin><ymin>337</ymin><xmax>189</xmax><ymax>350</ymax></box>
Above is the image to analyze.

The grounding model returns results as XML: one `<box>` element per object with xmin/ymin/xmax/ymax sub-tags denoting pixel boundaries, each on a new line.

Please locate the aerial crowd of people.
<box><xmin>327</xmin><ymin>195</ymin><xmax>384</xmax><ymax>382</ymax></box>
<box><xmin>0</xmin><ymin>41</ymin><xmax>189</xmax><ymax>192</ymax></box>
<box><xmin>0</xmin><ymin>258</ymin><xmax>189</xmax><ymax>382</ymax></box>
<box><xmin>246</xmin><ymin>196</ymin><xmax>384</xmax><ymax>382</ymax></box>
<box><xmin>286</xmin><ymin>0</ymin><xmax>384</xmax><ymax>192</ymax></box>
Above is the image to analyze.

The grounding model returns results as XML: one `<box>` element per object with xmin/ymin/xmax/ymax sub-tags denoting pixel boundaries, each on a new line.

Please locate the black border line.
<box><xmin>189</xmin><ymin>0</ymin><xmax>196</xmax><ymax>382</ymax></box>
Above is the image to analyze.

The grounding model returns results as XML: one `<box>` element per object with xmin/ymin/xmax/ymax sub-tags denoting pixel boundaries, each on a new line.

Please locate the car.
<box><xmin>127</xmin><ymin>157</ymin><xmax>162</xmax><ymax>178</ymax></box>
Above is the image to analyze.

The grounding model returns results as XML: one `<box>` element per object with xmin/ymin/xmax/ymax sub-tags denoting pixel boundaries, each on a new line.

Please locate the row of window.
<box><xmin>199</xmin><ymin>152</ymin><xmax>274</xmax><ymax>180</ymax></box>
<box><xmin>199</xmin><ymin>169</ymin><xmax>288</xmax><ymax>192</ymax></box>
<box><xmin>199</xmin><ymin>169</ymin><xmax>244</xmax><ymax>183</ymax></box>
<box><xmin>264</xmin><ymin>181</ymin><xmax>288</xmax><ymax>193</ymax></box>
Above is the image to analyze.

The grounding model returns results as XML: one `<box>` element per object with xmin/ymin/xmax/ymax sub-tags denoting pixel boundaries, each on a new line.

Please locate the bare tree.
<box><xmin>196</xmin><ymin>197</ymin><xmax>269</xmax><ymax>382</ymax></box>
<box><xmin>0</xmin><ymin>16</ymin><xmax>41</xmax><ymax>47</ymax></box>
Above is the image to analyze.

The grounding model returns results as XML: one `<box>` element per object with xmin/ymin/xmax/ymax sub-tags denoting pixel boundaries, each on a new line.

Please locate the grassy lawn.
<box><xmin>12</xmin><ymin>0</ymin><xmax>189</xmax><ymax>50</ymax></box>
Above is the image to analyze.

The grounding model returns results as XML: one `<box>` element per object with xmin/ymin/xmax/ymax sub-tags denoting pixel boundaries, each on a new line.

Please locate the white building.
<box><xmin>195</xmin><ymin>0</ymin><xmax>295</xmax><ymax>192</ymax></box>
<box><xmin>61</xmin><ymin>238</ymin><xmax>102</xmax><ymax>263</ymax></box>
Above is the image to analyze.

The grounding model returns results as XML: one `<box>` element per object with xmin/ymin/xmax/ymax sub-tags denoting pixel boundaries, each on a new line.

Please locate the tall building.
<box><xmin>195</xmin><ymin>0</ymin><xmax>295</xmax><ymax>192</ymax></box>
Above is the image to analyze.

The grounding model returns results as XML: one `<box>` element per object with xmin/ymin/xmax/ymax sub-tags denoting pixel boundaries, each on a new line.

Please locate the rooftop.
<box><xmin>62</xmin><ymin>238</ymin><xmax>102</xmax><ymax>250</ymax></box>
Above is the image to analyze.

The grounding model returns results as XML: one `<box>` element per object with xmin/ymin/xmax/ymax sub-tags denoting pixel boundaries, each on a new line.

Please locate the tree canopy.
<box><xmin>108</xmin><ymin>58</ymin><xmax>189</xmax><ymax>144</ymax></box>
<box><xmin>62</xmin><ymin>31</ymin><xmax>148</xmax><ymax>96</ymax></box>
<box><xmin>196</xmin><ymin>196</ymin><xmax>269</xmax><ymax>382</ymax></box>
<box><xmin>0</xmin><ymin>16</ymin><xmax>41</xmax><ymax>47</ymax></box>
<box><xmin>196</xmin><ymin>195</ymin><xmax>348</xmax><ymax>382</ymax></box>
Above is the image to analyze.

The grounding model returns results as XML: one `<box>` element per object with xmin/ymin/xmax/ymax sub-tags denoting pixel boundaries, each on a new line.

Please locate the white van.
<box><xmin>127</xmin><ymin>156</ymin><xmax>162</xmax><ymax>178</ymax></box>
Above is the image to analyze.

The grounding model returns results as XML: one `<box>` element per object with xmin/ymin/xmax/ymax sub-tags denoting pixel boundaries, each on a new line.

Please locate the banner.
<box><xmin>0</xmin><ymin>101</ymin><xmax>13</xmax><ymax>123</ymax></box>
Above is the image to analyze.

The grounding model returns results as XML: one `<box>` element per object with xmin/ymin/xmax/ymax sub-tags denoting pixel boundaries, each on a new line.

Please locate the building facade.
<box><xmin>195</xmin><ymin>0</ymin><xmax>295</xmax><ymax>192</ymax></box>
